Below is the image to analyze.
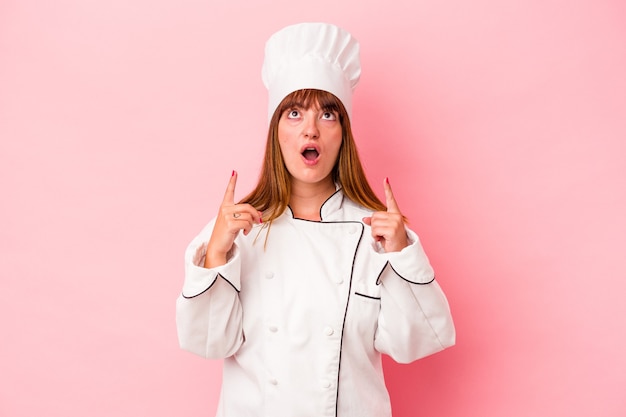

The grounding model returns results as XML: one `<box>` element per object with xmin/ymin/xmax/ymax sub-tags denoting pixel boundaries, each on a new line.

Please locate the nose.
<box><xmin>302</xmin><ymin>116</ymin><xmax>319</xmax><ymax>139</ymax></box>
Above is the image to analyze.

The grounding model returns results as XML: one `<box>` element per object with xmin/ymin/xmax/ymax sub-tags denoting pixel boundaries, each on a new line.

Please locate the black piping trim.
<box><xmin>354</xmin><ymin>292</ymin><xmax>381</xmax><ymax>301</ymax></box>
<box><xmin>180</xmin><ymin>273</ymin><xmax>240</xmax><ymax>299</ymax></box>
<box><xmin>335</xmin><ymin>222</ymin><xmax>364</xmax><ymax>417</ymax></box>
<box><xmin>375</xmin><ymin>261</ymin><xmax>436</xmax><ymax>286</ymax></box>
<box><xmin>319</xmin><ymin>188</ymin><xmax>342</xmax><ymax>221</ymax></box>
<box><xmin>288</xmin><ymin>188</ymin><xmax>343</xmax><ymax>222</ymax></box>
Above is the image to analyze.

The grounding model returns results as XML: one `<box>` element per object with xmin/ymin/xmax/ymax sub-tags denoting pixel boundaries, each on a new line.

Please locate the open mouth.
<box><xmin>302</xmin><ymin>147</ymin><xmax>319</xmax><ymax>161</ymax></box>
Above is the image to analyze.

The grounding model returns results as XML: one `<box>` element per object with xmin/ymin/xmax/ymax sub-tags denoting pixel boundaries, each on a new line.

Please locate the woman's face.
<box><xmin>277</xmin><ymin>102</ymin><xmax>342</xmax><ymax>189</ymax></box>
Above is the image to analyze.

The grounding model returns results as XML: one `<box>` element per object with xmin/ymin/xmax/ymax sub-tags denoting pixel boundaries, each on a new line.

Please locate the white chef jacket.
<box><xmin>176</xmin><ymin>189</ymin><xmax>455</xmax><ymax>417</ymax></box>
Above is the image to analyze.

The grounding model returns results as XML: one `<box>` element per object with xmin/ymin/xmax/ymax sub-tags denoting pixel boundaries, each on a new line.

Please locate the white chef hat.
<box><xmin>261</xmin><ymin>22</ymin><xmax>361</xmax><ymax>122</ymax></box>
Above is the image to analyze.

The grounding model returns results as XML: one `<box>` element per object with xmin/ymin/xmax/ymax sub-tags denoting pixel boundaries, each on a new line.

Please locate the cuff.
<box><xmin>181</xmin><ymin>242</ymin><xmax>242</xmax><ymax>298</ymax></box>
<box><xmin>375</xmin><ymin>228</ymin><xmax>435</xmax><ymax>285</ymax></box>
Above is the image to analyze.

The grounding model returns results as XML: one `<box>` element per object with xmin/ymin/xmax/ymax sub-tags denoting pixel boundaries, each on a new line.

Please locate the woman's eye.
<box><xmin>287</xmin><ymin>110</ymin><xmax>300</xmax><ymax>119</ymax></box>
<box><xmin>322</xmin><ymin>112</ymin><xmax>336</xmax><ymax>120</ymax></box>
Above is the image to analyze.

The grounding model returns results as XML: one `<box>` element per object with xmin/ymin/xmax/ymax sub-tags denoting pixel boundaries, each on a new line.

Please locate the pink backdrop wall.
<box><xmin>2</xmin><ymin>1</ymin><xmax>625</xmax><ymax>416</ymax></box>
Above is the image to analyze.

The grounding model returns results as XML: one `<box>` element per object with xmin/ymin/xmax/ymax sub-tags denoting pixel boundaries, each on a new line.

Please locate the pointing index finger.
<box><xmin>223</xmin><ymin>170</ymin><xmax>237</xmax><ymax>204</ymax></box>
<box><xmin>384</xmin><ymin>177</ymin><xmax>400</xmax><ymax>213</ymax></box>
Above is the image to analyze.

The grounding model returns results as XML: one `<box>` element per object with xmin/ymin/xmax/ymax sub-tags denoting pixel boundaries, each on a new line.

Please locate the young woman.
<box><xmin>176</xmin><ymin>22</ymin><xmax>455</xmax><ymax>417</ymax></box>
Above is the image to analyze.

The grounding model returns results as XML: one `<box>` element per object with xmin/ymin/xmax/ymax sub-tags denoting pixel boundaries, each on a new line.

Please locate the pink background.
<box><xmin>2</xmin><ymin>1</ymin><xmax>625</xmax><ymax>416</ymax></box>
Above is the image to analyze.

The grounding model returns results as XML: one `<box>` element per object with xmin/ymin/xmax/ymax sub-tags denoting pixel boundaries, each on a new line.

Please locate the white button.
<box><xmin>269</xmin><ymin>378</ymin><xmax>278</xmax><ymax>386</ymax></box>
<box><xmin>265</xmin><ymin>271</ymin><xmax>274</xmax><ymax>279</ymax></box>
<box><xmin>336</xmin><ymin>278</ymin><xmax>344</xmax><ymax>285</ymax></box>
<box><xmin>324</xmin><ymin>326</ymin><xmax>334</xmax><ymax>336</ymax></box>
<box><xmin>348</xmin><ymin>226</ymin><xmax>357</xmax><ymax>234</ymax></box>
<box><xmin>269</xmin><ymin>326</ymin><xmax>278</xmax><ymax>333</ymax></box>
<box><xmin>322</xmin><ymin>381</ymin><xmax>331</xmax><ymax>389</ymax></box>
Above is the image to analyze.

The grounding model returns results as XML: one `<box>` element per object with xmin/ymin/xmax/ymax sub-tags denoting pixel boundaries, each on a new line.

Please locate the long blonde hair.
<box><xmin>240</xmin><ymin>89</ymin><xmax>386</xmax><ymax>221</ymax></box>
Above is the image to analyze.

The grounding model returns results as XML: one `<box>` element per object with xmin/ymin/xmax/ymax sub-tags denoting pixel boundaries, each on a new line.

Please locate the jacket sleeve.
<box><xmin>373</xmin><ymin>228</ymin><xmax>456</xmax><ymax>363</ymax></box>
<box><xmin>175</xmin><ymin>219</ymin><xmax>244</xmax><ymax>359</ymax></box>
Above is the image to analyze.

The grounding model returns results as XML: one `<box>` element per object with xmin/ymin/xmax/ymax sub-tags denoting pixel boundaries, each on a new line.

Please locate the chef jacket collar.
<box><xmin>319</xmin><ymin>187</ymin><xmax>344</xmax><ymax>221</ymax></box>
<box><xmin>287</xmin><ymin>186</ymin><xmax>344</xmax><ymax>222</ymax></box>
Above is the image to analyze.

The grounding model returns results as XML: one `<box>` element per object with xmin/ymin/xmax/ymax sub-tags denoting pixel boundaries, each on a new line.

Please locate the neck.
<box><xmin>289</xmin><ymin>177</ymin><xmax>336</xmax><ymax>221</ymax></box>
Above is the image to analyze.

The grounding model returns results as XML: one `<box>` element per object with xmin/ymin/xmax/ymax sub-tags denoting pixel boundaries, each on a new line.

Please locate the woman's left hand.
<box><xmin>362</xmin><ymin>178</ymin><xmax>409</xmax><ymax>253</ymax></box>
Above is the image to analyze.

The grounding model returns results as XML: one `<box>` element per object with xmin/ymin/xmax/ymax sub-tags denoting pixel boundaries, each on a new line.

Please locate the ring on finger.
<box><xmin>233</xmin><ymin>212</ymin><xmax>241</xmax><ymax>218</ymax></box>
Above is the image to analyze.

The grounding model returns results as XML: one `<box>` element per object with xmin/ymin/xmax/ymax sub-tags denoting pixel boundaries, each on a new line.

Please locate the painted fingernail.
<box><xmin>385</xmin><ymin>177</ymin><xmax>390</xmax><ymax>184</ymax></box>
<box><xmin>258</xmin><ymin>212</ymin><xmax>263</xmax><ymax>223</ymax></box>
<box><xmin>232</xmin><ymin>170</ymin><xmax>235</xmax><ymax>176</ymax></box>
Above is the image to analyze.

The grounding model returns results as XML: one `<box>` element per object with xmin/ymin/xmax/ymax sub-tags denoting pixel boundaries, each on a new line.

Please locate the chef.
<box><xmin>176</xmin><ymin>22</ymin><xmax>456</xmax><ymax>417</ymax></box>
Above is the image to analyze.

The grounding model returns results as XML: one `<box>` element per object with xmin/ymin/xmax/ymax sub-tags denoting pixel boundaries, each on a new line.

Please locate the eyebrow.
<box><xmin>287</xmin><ymin>103</ymin><xmax>338</xmax><ymax>112</ymax></box>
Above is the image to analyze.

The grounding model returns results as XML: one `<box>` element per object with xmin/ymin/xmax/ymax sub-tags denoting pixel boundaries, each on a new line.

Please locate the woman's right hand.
<box><xmin>204</xmin><ymin>171</ymin><xmax>263</xmax><ymax>268</ymax></box>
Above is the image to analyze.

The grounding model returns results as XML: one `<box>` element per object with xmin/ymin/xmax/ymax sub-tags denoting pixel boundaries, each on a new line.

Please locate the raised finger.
<box><xmin>222</xmin><ymin>170</ymin><xmax>238</xmax><ymax>205</ymax></box>
<box><xmin>384</xmin><ymin>177</ymin><xmax>400</xmax><ymax>214</ymax></box>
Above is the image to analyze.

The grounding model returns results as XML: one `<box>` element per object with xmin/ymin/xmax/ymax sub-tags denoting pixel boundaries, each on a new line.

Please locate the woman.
<box><xmin>176</xmin><ymin>22</ymin><xmax>455</xmax><ymax>417</ymax></box>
